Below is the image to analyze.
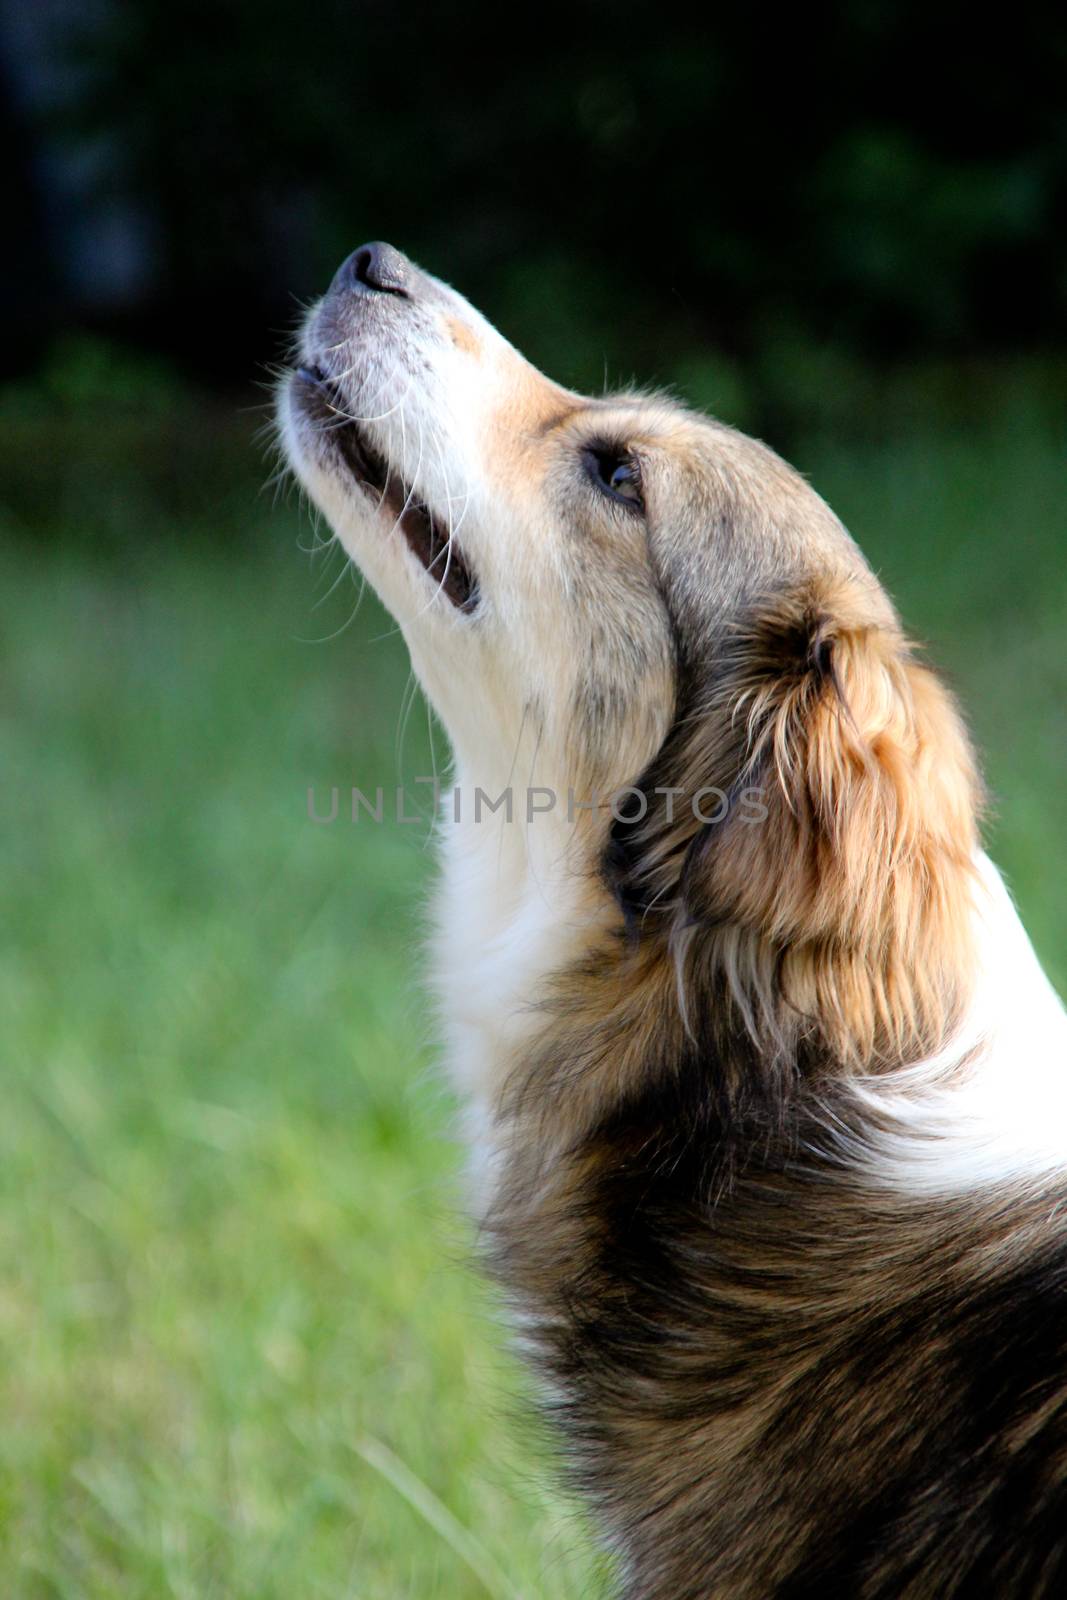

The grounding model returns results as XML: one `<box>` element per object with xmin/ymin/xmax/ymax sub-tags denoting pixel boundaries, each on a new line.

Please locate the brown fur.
<box><xmin>606</xmin><ymin>571</ymin><xmax>981</xmax><ymax>1079</ymax></box>
<box><xmin>490</xmin><ymin>1097</ymin><xmax>1067</xmax><ymax>1600</ymax></box>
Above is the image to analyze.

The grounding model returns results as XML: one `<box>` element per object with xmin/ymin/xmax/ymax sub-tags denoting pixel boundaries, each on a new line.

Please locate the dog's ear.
<box><xmin>609</xmin><ymin>576</ymin><xmax>981</xmax><ymax>1070</ymax></box>
<box><xmin>695</xmin><ymin>577</ymin><xmax>980</xmax><ymax>1066</ymax></box>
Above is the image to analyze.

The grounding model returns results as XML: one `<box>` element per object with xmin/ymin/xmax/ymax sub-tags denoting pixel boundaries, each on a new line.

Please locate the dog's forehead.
<box><xmin>460</xmin><ymin>338</ymin><xmax>867</xmax><ymax>600</ymax></box>
<box><xmin>505</xmin><ymin>392</ymin><xmax>724</xmax><ymax>512</ymax></box>
<box><xmin>527</xmin><ymin>392</ymin><xmax>806</xmax><ymax>517</ymax></box>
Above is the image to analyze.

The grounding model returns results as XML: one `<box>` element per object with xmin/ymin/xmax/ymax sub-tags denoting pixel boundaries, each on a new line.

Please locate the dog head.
<box><xmin>280</xmin><ymin>242</ymin><xmax>980</xmax><ymax>1073</ymax></box>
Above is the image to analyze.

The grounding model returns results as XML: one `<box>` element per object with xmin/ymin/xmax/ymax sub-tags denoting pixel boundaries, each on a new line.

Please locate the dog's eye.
<box><xmin>584</xmin><ymin>447</ymin><xmax>644</xmax><ymax>511</ymax></box>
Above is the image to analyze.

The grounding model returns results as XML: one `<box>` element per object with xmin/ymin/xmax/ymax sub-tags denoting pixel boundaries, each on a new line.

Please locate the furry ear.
<box><xmin>695</xmin><ymin>576</ymin><xmax>981</xmax><ymax>1067</ymax></box>
<box><xmin>608</xmin><ymin>575</ymin><xmax>982</xmax><ymax>1071</ymax></box>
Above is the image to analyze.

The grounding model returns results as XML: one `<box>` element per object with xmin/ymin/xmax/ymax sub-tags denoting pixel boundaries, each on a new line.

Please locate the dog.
<box><xmin>279</xmin><ymin>241</ymin><xmax>1067</xmax><ymax>1598</ymax></box>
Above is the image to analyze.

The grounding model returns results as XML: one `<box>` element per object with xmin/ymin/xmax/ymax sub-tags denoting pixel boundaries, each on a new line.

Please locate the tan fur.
<box><xmin>703</xmin><ymin>573</ymin><xmax>981</xmax><ymax>1070</ymax></box>
<box><xmin>598</xmin><ymin>568</ymin><xmax>981</xmax><ymax>1088</ymax></box>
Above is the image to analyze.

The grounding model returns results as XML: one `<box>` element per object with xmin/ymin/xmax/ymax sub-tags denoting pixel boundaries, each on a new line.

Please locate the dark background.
<box><xmin>5</xmin><ymin>0</ymin><xmax>1066</xmax><ymax>428</ymax></box>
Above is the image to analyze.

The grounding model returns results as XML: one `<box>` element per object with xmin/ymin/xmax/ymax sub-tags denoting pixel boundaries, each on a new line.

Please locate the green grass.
<box><xmin>0</xmin><ymin>392</ymin><xmax>1064</xmax><ymax>1597</ymax></box>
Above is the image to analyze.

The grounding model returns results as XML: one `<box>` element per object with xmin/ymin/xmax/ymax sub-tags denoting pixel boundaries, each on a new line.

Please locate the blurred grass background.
<box><xmin>2</xmin><ymin>3</ymin><xmax>1066</xmax><ymax>1593</ymax></box>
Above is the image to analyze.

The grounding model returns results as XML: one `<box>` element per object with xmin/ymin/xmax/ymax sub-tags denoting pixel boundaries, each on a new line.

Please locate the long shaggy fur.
<box><xmin>608</xmin><ymin>572</ymin><xmax>981</xmax><ymax>1076</ymax></box>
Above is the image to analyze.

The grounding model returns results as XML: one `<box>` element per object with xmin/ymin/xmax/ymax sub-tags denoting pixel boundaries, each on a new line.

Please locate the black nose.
<box><xmin>337</xmin><ymin>241</ymin><xmax>410</xmax><ymax>298</ymax></box>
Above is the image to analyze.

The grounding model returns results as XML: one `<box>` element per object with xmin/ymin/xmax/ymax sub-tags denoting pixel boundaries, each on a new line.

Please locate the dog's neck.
<box><xmin>431</xmin><ymin>773</ymin><xmax>615</xmax><ymax>1168</ymax></box>
<box><xmin>432</xmin><ymin>769</ymin><xmax>1067</xmax><ymax>1206</ymax></box>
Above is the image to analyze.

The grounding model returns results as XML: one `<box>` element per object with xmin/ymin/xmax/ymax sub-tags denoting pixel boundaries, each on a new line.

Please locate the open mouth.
<box><xmin>295</xmin><ymin>365</ymin><xmax>478</xmax><ymax>612</ymax></box>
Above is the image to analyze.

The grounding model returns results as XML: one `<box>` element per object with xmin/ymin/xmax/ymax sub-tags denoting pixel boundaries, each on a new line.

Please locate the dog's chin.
<box><xmin>288</xmin><ymin>364</ymin><xmax>479</xmax><ymax>615</ymax></box>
